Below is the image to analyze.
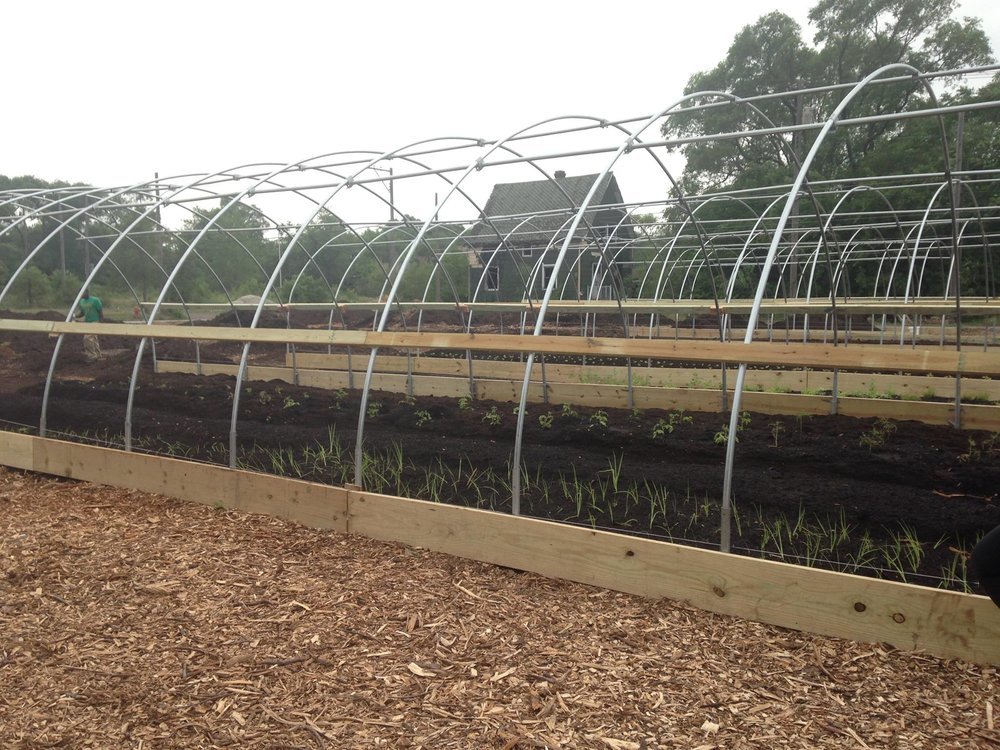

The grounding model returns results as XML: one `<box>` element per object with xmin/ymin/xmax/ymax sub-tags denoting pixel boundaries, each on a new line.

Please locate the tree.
<box><xmin>178</xmin><ymin>200</ymin><xmax>277</xmax><ymax>295</ymax></box>
<box><xmin>663</xmin><ymin>0</ymin><xmax>994</xmax><ymax>193</ymax></box>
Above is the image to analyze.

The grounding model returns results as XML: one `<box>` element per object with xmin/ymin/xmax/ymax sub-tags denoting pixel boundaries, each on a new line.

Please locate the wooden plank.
<box><xmin>0</xmin><ymin>430</ymin><xmax>34</xmax><ymax>470</ymax></box>
<box><xmin>287</xmin><ymin>352</ymin><xmax>1000</xmax><ymax>401</ymax></box>
<box><xmin>5</xmin><ymin>318</ymin><xmax>998</xmax><ymax>377</ymax></box>
<box><xmin>962</xmin><ymin>404</ymin><xmax>1000</xmax><ymax>431</ymax></box>
<box><xmin>234</xmin><ymin>471</ymin><xmax>347</xmax><ymax>530</ymax></box>
<box><xmin>149</xmin><ymin>359</ymin><xmax>1000</xmax><ymax>430</ymax></box>
<box><xmin>175</xmin><ymin>355</ymin><xmax>1000</xmax><ymax>403</ymax></box>
<box><xmin>837</xmin><ymin>397</ymin><xmax>955</xmax><ymax>425</ymax></box>
<box><xmin>4</xmin><ymin>432</ymin><xmax>997</xmax><ymax>663</ymax></box>
<box><xmin>23</xmin><ymin>436</ymin><xmax>347</xmax><ymax>531</ymax></box>
<box><xmin>632</xmin><ymin>386</ymin><xmax>726</xmax><ymax>413</ymax></box>
<box><xmin>135</xmin><ymin>297</ymin><xmax>1000</xmax><ymax>316</ymax></box>
<box><xmin>347</xmin><ymin>490</ymin><xmax>1000</xmax><ymax>665</ymax></box>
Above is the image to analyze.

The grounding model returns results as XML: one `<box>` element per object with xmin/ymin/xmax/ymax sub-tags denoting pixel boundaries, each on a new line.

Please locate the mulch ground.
<box><xmin>1</xmin><ymin>468</ymin><xmax>999</xmax><ymax>749</ymax></box>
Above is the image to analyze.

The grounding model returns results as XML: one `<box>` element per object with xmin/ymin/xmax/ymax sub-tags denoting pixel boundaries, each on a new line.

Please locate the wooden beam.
<box><xmin>0</xmin><ymin>431</ymin><xmax>33</xmax><ymax>471</ymax></box>
<box><xmin>348</xmin><ymin>489</ymin><xmax>1000</xmax><ymax>665</ymax></box>
<box><xmin>154</xmin><ymin>359</ymin><xmax>1000</xmax><ymax>430</ymax></box>
<box><xmin>4</xmin><ymin>317</ymin><xmax>998</xmax><ymax>377</ymax></box>
<box><xmin>3</xmin><ymin>432</ymin><xmax>998</xmax><ymax>664</ymax></box>
<box><xmin>24</xmin><ymin>436</ymin><xmax>347</xmax><ymax>531</ymax></box>
<box><xmin>284</xmin><ymin>351</ymin><xmax>1000</xmax><ymax>401</ymax></box>
<box><xmin>136</xmin><ymin>297</ymin><xmax>1000</xmax><ymax>316</ymax></box>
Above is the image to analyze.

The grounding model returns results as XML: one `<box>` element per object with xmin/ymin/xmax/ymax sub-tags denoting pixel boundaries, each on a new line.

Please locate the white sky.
<box><xmin>2</xmin><ymin>0</ymin><xmax>997</xmax><ymax>203</ymax></box>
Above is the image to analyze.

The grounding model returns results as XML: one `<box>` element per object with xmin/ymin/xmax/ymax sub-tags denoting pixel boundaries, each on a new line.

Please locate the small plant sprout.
<box><xmin>282</xmin><ymin>396</ymin><xmax>300</xmax><ymax>409</ymax></box>
<box><xmin>654</xmin><ymin>408</ymin><xmax>693</xmax><ymax>440</ymax></box>
<box><xmin>512</xmin><ymin>405</ymin><xmax>521</xmax><ymax>416</ymax></box>
<box><xmin>414</xmin><ymin>409</ymin><xmax>432</xmax><ymax>427</ymax></box>
<box><xmin>630</xmin><ymin>407</ymin><xmax>643</xmax><ymax>421</ymax></box>
<box><xmin>651</xmin><ymin>418</ymin><xmax>673</xmax><ymax>439</ymax></box>
<box><xmin>458</xmin><ymin>395</ymin><xmax>473</xmax><ymax>411</ymax></box>
<box><xmin>366</xmin><ymin>401</ymin><xmax>382</xmax><ymax>418</ymax></box>
<box><xmin>482</xmin><ymin>406</ymin><xmax>501</xmax><ymax>426</ymax></box>
<box><xmin>858</xmin><ymin>417</ymin><xmax>897</xmax><ymax>451</ymax></box>
<box><xmin>560</xmin><ymin>402</ymin><xmax>578</xmax><ymax>419</ymax></box>
<box><xmin>713</xmin><ymin>426</ymin><xmax>734</xmax><ymax>446</ymax></box>
<box><xmin>769</xmin><ymin>421</ymin><xmax>785</xmax><ymax>447</ymax></box>
<box><xmin>538</xmin><ymin>412</ymin><xmax>554</xmax><ymax>430</ymax></box>
<box><xmin>738</xmin><ymin>411</ymin><xmax>752</xmax><ymax>432</ymax></box>
<box><xmin>589</xmin><ymin>410</ymin><xmax>609</xmax><ymax>430</ymax></box>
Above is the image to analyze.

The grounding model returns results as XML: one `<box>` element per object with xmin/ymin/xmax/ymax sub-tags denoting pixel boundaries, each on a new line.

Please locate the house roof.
<box><xmin>465</xmin><ymin>173</ymin><xmax>631</xmax><ymax>248</ymax></box>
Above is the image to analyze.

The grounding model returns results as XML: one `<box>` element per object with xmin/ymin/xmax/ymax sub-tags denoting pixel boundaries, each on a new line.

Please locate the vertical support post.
<box><xmin>406</xmin><ymin>351</ymin><xmax>414</xmax><ymax>398</ymax></box>
<box><xmin>626</xmin><ymin>357</ymin><xmax>634</xmax><ymax>411</ymax></box>
<box><xmin>466</xmin><ymin>349</ymin><xmax>476</xmax><ymax>402</ymax></box>
<box><xmin>831</xmin><ymin>369</ymin><xmax>839</xmax><ymax>415</ymax></box>
<box><xmin>540</xmin><ymin>355</ymin><xmax>548</xmax><ymax>405</ymax></box>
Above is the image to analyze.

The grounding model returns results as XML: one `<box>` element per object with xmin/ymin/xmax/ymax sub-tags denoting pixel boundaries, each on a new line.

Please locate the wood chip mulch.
<box><xmin>1</xmin><ymin>467</ymin><xmax>998</xmax><ymax>749</ymax></box>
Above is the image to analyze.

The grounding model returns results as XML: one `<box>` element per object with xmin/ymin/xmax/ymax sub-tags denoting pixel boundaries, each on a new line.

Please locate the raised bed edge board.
<box><xmin>2</xmin><ymin>430</ymin><xmax>998</xmax><ymax>666</ymax></box>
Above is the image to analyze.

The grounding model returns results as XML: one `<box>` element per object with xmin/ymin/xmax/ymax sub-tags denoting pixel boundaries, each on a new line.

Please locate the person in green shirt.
<box><xmin>76</xmin><ymin>289</ymin><xmax>104</xmax><ymax>361</ymax></box>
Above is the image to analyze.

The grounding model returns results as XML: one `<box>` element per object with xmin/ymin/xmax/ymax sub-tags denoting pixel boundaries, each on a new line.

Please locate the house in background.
<box><xmin>465</xmin><ymin>171</ymin><xmax>634</xmax><ymax>301</ymax></box>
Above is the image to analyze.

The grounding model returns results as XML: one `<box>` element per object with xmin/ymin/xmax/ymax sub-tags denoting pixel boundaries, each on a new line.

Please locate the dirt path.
<box><xmin>1</xmin><ymin>467</ymin><xmax>997</xmax><ymax>749</ymax></box>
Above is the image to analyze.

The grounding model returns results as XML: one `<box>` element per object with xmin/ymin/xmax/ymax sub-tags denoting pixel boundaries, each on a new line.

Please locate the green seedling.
<box><xmin>589</xmin><ymin>410</ymin><xmax>609</xmax><ymax>430</ymax></box>
<box><xmin>482</xmin><ymin>406</ymin><xmax>501</xmax><ymax>426</ymax></box>
<box><xmin>858</xmin><ymin>417</ymin><xmax>897</xmax><ymax>451</ymax></box>
<box><xmin>713</xmin><ymin>426</ymin><xmax>733</xmax><ymax>446</ymax></box>
<box><xmin>651</xmin><ymin>418</ymin><xmax>674</xmax><ymax>439</ymax></box>
<box><xmin>538</xmin><ymin>412</ymin><xmax>554</xmax><ymax>430</ymax></box>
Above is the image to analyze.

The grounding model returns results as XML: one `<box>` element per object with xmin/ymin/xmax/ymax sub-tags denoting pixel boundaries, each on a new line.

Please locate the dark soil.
<box><xmin>2</xmin><ymin>309</ymin><xmax>999</xmax><ymax>591</ymax></box>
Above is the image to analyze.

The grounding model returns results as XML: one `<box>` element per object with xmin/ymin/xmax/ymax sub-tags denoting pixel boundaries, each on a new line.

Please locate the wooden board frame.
<box><xmin>2</xmin><ymin>318</ymin><xmax>998</xmax><ymax>377</ymax></box>
<box><xmin>2</xmin><ymin>430</ymin><xmax>998</xmax><ymax>665</ymax></box>
<box><xmin>156</xmin><ymin>359</ymin><xmax>1000</xmax><ymax>430</ymax></box>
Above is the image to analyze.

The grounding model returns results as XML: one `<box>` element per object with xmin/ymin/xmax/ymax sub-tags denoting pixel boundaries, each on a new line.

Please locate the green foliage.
<box><xmin>277</xmin><ymin>273</ymin><xmax>331</xmax><ymax>303</ymax></box>
<box><xmin>959</xmin><ymin>432</ymin><xmax>999</xmax><ymax>463</ymax></box>
<box><xmin>859</xmin><ymin>417</ymin><xmax>898</xmax><ymax>451</ymax></box>
<box><xmin>6</xmin><ymin>265</ymin><xmax>52</xmax><ymax>307</ymax></box>
<box><xmin>538</xmin><ymin>412</ymin><xmax>554</xmax><ymax>430</ymax></box>
<box><xmin>588</xmin><ymin>410</ymin><xmax>609</xmax><ymax>430</ymax></box>
<box><xmin>458</xmin><ymin>395</ymin><xmax>473</xmax><ymax>411</ymax></box>
<box><xmin>482</xmin><ymin>406</ymin><xmax>501</xmax><ymax>426</ymax></box>
<box><xmin>652</xmin><ymin>410</ymin><xmax>693</xmax><ymax>439</ymax></box>
<box><xmin>652</xmin><ymin>419</ymin><xmax>674</xmax><ymax>439</ymax></box>
<box><xmin>414</xmin><ymin>409</ymin><xmax>432</xmax><ymax>427</ymax></box>
<box><xmin>366</xmin><ymin>401</ymin><xmax>382</xmax><ymax>418</ymax></box>
<box><xmin>49</xmin><ymin>272</ymin><xmax>84</xmax><ymax>306</ymax></box>
<box><xmin>714</xmin><ymin>426</ymin><xmax>734</xmax><ymax>446</ymax></box>
<box><xmin>663</xmin><ymin>1</ymin><xmax>994</xmax><ymax>193</ymax></box>
<box><xmin>769</xmin><ymin>421</ymin><xmax>785</xmax><ymax>447</ymax></box>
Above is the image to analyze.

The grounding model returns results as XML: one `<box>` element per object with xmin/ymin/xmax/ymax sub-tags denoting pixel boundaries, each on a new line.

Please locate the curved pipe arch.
<box><xmin>721</xmin><ymin>63</ymin><xmax>960</xmax><ymax>553</ymax></box>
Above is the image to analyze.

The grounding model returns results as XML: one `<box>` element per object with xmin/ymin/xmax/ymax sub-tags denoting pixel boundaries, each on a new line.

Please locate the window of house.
<box><xmin>542</xmin><ymin>263</ymin><xmax>556</xmax><ymax>289</ymax></box>
<box><xmin>484</xmin><ymin>265</ymin><xmax>500</xmax><ymax>291</ymax></box>
<box><xmin>521</xmin><ymin>246</ymin><xmax>533</xmax><ymax>258</ymax></box>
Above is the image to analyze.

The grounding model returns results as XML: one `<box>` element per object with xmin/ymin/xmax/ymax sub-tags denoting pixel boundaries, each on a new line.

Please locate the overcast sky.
<box><xmin>3</xmin><ymin>0</ymin><xmax>997</xmax><ymax>194</ymax></box>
